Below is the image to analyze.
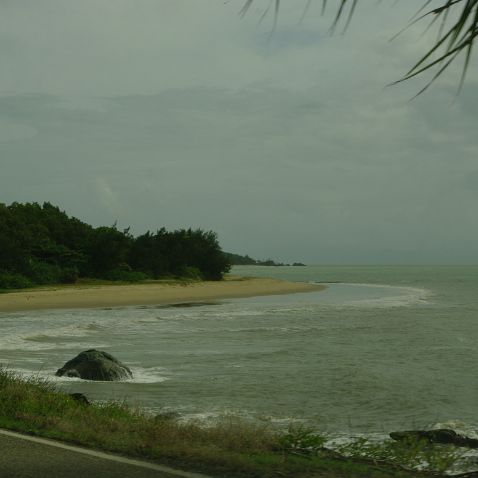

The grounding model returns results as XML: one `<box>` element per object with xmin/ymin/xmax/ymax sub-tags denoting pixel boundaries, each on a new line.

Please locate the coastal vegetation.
<box><xmin>0</xmin><ymin>202</ymin><xmax>231</xmax><ymax>289</ymax></box>
<box><xmin>0</xmin><ymin>369</ymin><xmax>464</xmax><ymax>478</ymax></box>
<box><xmin>225</xmin><ymin>252</ymin><xmax>305</xmax><ymax>267</ymax></box>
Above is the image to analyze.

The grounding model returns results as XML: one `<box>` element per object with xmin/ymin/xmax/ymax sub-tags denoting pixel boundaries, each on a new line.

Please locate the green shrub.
<box><xmin>103</xmin><ymin>268</ymin><xmax>150</xmax><ymax>282</ymax></box>
<box><xmin>177</xmin><ymin>266</ymin><xmax>203</xmax><ymax>280</ymax></box>
<box><xmin>0</xmin><ymin>272</ymin><xmax>33</xmax><ymax>289</ymax></box>
<box><xmin>59</xmin><ymin>267</ymin><xmax>79</xmax><ymax>284</ymax></box>
<box><xmin>277</xmin><ymin>425</ymin><xmax>327</xmax><ymax>456</ymax></box>
<box><xmin>26</xmin><ymin>261</ymin><xmax>63</xmax><ymax>285</ymax></box>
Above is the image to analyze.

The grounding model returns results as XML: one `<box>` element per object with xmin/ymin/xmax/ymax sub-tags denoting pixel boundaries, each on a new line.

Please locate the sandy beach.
<box><xmin>0</xmin><ymin>276</ymin><xmax>325</xmax><ymax>313</ymax></box>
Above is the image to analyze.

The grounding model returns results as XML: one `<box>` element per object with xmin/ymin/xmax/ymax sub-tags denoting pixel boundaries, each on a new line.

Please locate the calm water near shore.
<box><xmin>1</xmin><ymin>265</ymin><xmax>477</xmax><ymax>440</ymax></box>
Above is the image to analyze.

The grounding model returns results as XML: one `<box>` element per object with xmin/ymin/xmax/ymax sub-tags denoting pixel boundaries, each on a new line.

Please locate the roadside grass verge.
<box><xmin>0</xmin><ymin>369</ymin><xmax>460</xmax><ymax>478</ymax></box>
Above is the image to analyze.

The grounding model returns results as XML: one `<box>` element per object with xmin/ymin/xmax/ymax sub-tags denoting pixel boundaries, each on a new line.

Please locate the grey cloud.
<box><xmin>1</xmin><ymin>82</ymin><xmax>477</xmax><ymax>264</ymax></box>
<box><xmin>0</xmin><ymin>2</ymin><xmax>477</xmax><ymax>264</ymax></box>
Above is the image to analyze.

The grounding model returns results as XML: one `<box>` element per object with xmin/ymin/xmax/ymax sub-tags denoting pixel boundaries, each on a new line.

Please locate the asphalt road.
<box><xmin>0</xmin><ymin>429</ymin><xmax>211</xmax><ymax>478</ymax></box>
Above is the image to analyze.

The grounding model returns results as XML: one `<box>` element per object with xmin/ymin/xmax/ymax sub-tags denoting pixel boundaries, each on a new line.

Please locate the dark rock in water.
<box><xmin>68</xmin><ymin>393</ymin><xmax>91</xmax><ymax>406</ymax></box>
<box><xmin>56</xmin><ymin>349</ymin><xmax>133</xmax><ymax>381</ymax></box>
<box><xmin>390</xmin><ymin>429</ymin><xmax>478</xmax><ymax>448</ymax></box>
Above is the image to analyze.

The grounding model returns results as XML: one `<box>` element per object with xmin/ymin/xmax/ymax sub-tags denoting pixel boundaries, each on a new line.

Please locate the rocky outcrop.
<box><xmin>56</xmin><ymin>349</ymin><xmax>133</xmax><ymax>381</ymax></box>
<box><xmin>390</xmin><ymin>429</ymin><xmax>478</xmax><ymax>448</ymax></box>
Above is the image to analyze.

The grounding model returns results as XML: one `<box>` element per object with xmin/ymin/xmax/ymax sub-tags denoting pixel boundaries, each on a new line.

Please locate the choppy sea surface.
<box><xmin>1</xmin><ymin>265</ymin><xmax>477</xmax><ymax>440</ymax></box>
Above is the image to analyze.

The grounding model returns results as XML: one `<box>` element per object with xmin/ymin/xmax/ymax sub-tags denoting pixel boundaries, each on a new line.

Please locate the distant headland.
<box><xmin>224</xmin><ymin>252</ymin><xmax>306</xmax><ymax>267</ymax></box>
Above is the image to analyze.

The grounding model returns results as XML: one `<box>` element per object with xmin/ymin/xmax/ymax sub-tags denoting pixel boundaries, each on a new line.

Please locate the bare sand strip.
<box><xmin>0</xmin><ymin>277</ymin><xmax>325</xmax><ymax>313</ymax></box>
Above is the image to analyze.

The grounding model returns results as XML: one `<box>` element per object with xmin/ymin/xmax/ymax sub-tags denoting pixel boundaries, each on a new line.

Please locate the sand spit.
<box><xmin>0</xmin><ymin>276</ymin><xmax>325</xmax><ymax>313</ymax></box>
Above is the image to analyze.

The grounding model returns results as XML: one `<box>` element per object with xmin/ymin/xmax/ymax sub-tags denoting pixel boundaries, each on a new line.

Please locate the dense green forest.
<box><xmin>0</xmin><ymin>202</ymin><xmax>231</xmax><ymax>289</ymax></box>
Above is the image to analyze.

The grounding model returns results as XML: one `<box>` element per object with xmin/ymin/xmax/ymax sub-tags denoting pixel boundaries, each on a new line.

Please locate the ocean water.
<box><xmin>0</xmin><ymin>265</ymin><xmax>477</xmax><ymax>440</ymax></box>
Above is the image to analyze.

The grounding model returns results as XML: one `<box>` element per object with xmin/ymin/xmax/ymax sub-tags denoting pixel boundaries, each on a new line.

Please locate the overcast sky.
<box><xmin>1</xmin><ymin>1</ymin><xmax>477</xmax><ymax>264</ymax></box>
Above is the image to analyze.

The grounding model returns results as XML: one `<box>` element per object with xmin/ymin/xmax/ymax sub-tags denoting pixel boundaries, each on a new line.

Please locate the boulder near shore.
<box><xmin>55</xmin><ymin>349</ymin><xmax>133</xmax><ymax>381</ymax></box>
<box><xmin>390</xmin><ymin>429</ymin><xmax>478</xmax><ymax>449</ymax></box>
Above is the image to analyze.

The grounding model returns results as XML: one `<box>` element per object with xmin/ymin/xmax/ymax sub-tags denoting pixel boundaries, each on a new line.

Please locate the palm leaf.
<box><xmin>240</xmin><ymin>0</ymin><xmax>478</xmax><ymax>93</ymax></box>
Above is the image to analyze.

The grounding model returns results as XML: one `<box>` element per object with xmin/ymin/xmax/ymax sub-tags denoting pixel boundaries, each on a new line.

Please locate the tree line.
<box><xmin>0</xmin><ymin>202</ymin><xmax>231</xmax><ymax>289</ymax></box>
<box><xmin>224</xmin><ymin>252</ymin><xmax>305</xmax><ymax>267</ymax></box>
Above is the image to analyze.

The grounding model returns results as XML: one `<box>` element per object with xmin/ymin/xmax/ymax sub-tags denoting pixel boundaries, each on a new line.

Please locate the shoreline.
<box><xmin>0</xmin><ymin>276</ymin><xmax>325</xmax><ymax>313</ymax></box>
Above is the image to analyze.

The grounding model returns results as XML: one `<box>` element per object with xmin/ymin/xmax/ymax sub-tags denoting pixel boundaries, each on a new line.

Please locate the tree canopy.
<box><xmin>0</xmin><ymin>202</ymin><xmax>231</xmax><ymax>289</ymax></box>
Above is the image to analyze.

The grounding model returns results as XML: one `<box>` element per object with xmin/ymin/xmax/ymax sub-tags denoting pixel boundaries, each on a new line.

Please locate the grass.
<box><xmin>0</xmin><ymin>272</ymin><xmax>254</xmax><ymax>295</ymax></box>
<box><xmin>65</xmin><ymin>277</ymin><xmax>198</xmax><ymax>288</ymax></box>
<box><xmin>0</xmin><ymin>276</ymin><xmax>199</xmax><ymax>295</ymax></box>
<box><xmin>0</xmin><ymin>369</ymin><xmax>462</xmax><ymax>477</ymax></box>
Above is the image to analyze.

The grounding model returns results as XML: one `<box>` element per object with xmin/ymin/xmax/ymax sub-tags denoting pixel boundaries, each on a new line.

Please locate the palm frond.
<box><xmin>396</xmin><ymin>0</ymin><xmax>478</xmax><ymax>92</ymax></box>
<box><xmin>299</xmin><ymin>0</ymin><xmax>313</xmax><ymax>24</ymax></box>
<box><xmin>241</xmin><ymin>0</ymin><xmax>478</xmax><ymax>93</ymax></box>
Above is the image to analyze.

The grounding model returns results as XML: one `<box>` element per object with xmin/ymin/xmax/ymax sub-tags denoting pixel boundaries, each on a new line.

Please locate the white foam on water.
<box><xmin>336</xmin><ymin>283</ymin><xmax>432</xmax><ymax>308</ymax></box>
<box><xmin>326</xmin><ymin>431</ymin><xmax>390</xmax><ymax>448</ymax></box>
<box><xmin>154</xmin><ymin>309</ymin><xmax>267</xmax><ymax>321</ymax></box>
<box><xmin>8</xmin><ymin>367</ymin><xmax>63</xmax><ymax>382</ymax></box>
<box><xmin>126</xmin><ymin>366</ymin><xmax>170</xmax><ymax>384</ymax></box>
<box><xmin>172</xmin><ymin>409</ymin><xmax>311</xmax><ymax>429</ymax></box>
<box><xmin>0</xmin><ymin>338</ymin><xmax>109</xmax><ymax>352</ymax></box>
<box><xmin>8</xmin><ymin>367</ymin><xmax>96</xmax><ymax>383</ymax></box>
<box><xmin>265</xmin><ymin>416</ymin><xmax>308</xmax><ymax>428</ymax></box>
<box><xmin>211</xmin><ymin>324</ymin><xmax>325</xmax><ymax>334</ymax></box>
<box><xmin>178</xmin><ymin>411</ymin><xmax>223</xmax><ymax>423</ymax></box>
<box><xmin>10</xmin><ymin>364</ymin><xmax>170</xmax><ymax>384</ymax></box>
<box><xmin>432</xmin><ymin>420</ymin><xmax>478</xmax><ymax>439</ymax></box>
<box><xmin>0</xmin><ymin>319</ymin><xmax>110</xmax><ymax>351</ymax></box>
